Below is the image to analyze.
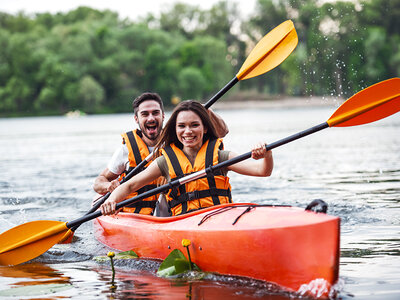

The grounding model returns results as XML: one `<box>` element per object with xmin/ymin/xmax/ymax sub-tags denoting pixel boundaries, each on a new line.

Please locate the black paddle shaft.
<box><xmin>66</xmin><ymin>121</ymin><xmax>329</xmax><ymax>230</ymax></box>
<box><xmin>204</xmin><ymin>77</ymin><xmax>239</xmax><ymax>109</ymax></box>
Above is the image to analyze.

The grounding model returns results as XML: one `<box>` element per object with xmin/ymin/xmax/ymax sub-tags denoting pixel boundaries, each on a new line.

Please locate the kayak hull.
<box><xmin>94</xmin><ymin>203</ymin><xmax>340</xmax><ymax>293</ymax></box>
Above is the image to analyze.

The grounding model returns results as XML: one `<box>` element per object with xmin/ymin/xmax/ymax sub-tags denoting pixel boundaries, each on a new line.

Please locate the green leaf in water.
<box><xmin>174</xmin><ymin>258</ymin><xmax>191</xmax><ymax>274</ymax></box>
<box><xmin>0</xmin><ymin>283</ymin><xmax>72</xmax><ymax>297</ymax></box>
<box><xmin>158</xmin><ymin>249</ymin><xmax>187</xmax><ymax>273</ymax></box>
<box><xmin>93</xmin><ymin>250</ymin><xmax>138</xmax><ymax>262</ymax></box>
<box><xmin>157</xmin><ymin>249</ymin><xmax>201</xmax><ymax>278</ymax></box>
<box><xmin>115</xmin><ymin>250</ymin><xmax>139</xmax><ymax>259</ymax></box>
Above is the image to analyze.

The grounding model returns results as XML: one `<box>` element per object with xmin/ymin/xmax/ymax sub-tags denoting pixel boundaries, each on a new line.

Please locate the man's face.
<box><xmin>134</xmin><ymin>100</ymin><xmax>164</xmax><ymax>144</ymax></box>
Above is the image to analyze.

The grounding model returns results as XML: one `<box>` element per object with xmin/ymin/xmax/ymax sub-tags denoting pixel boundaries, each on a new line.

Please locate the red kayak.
<box><xmin>94</xmin><ymin>203</ymin><xmax>339</xmax><ymax>295</ymax></box>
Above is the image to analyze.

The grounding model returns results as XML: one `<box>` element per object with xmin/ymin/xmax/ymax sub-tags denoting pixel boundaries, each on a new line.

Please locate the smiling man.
<box><xmin>93</xmin><ymin>92</ymin><xmax>165</xmax><ymax>215</ymax></box>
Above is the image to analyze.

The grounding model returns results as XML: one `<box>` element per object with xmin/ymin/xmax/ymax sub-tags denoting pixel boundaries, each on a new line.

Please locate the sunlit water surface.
<box><xmin>0</xmin><ymin>104</ymin><xmax>399</xmax><ymax>299</ymax></box>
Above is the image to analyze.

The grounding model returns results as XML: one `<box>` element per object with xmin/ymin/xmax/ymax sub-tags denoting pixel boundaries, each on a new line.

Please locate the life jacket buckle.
<box><xmin>187</xmin><ymin>191</ymin><xmax>199</xmax><ymax>201</ymax></box>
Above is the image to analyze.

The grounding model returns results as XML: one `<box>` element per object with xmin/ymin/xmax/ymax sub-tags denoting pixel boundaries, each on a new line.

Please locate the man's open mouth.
<box><xmin>145</xmin><ymin>123</ymin><xmax>158</xmax><ymax>135</ymax></box>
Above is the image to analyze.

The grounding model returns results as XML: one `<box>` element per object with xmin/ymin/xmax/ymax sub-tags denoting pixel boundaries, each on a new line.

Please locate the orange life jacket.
<box><xmin>161</xmin><ymin>139</ymin><xmax>232</xmax><ymax>216</ymax></box>
<box><xmin>120</xmin><ymin>129</ymin><xmax>159</xmax><ymax>215</ymax></box>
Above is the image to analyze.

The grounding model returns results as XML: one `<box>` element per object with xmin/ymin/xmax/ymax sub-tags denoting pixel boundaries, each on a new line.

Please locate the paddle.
<box><xmin>70</xmin><ymin>19</ymin><xmax>299</xmax><ymax>229</ymax></box>
<box><xmin>203</xmin><ymin>19</ymin><xmax>298</xmax><ymax>108</ymax></box>
<box><xmin>1</xmin><ymin>77</ymin><xmax>398</xmax><ymax>266</ymax></box>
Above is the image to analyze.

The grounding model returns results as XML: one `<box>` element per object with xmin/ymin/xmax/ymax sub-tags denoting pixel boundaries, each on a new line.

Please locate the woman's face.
<box><xmin>176</xmin><ymin>110</ymin><xmax>207</xmax><ymax>150</ymax></box>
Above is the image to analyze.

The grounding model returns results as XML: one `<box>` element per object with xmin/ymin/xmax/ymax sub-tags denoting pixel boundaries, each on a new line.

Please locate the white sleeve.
<box><xmin>107</xmin><ymin>144</ymin><xmax>129</xmax><ymax>175</ymax></box>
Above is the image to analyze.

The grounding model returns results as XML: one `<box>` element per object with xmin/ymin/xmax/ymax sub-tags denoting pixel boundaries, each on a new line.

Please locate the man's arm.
<box><xmin>93</xmin><ymin>168</ymin><xmax>120</xmax><ymax>194</ymax></box>
<box><xmin>93</xmin><ymin>144</ymin><xmax>128</xmax><ymax>194</ymax></box>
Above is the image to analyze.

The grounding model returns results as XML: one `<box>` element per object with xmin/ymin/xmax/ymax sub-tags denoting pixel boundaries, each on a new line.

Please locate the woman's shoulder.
<box><xmin>218</xmin><ymin>149</ymin><xmax>230</xmax><ymax>163</ymax></box>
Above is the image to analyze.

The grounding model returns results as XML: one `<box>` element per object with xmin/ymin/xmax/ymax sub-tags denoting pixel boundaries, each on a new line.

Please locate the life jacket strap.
<box><xmin>124</xmin><ymin>184</ymin><xmax>158</xmax><ymax>211</ymax></box>
<box><xmin>169</xmin><ymin>188</ymin><xmax>232</xmax><ymax>209</ymax></box>
<box><xmin>125</xmin><ymin>200</ymin><xmax>157</xmax><ymax>213</ymax></box>
<box><xmin>126</xmin><ymin>130</ymin><xmax>143</xmax><ymax>165</ymax></box>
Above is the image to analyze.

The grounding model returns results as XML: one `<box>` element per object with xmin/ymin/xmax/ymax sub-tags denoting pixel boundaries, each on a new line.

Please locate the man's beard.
<box><xmin>140</xmin><ymin>122</ymin><xmax>161</xmax><ymax>141</ymax></box>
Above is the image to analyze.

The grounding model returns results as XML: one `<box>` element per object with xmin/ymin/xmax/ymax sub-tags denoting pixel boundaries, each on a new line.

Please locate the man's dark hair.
<box><xmin>132</xmin><ymin>92</ymin><xmax>164</xmax><ymax>115</ymax></box>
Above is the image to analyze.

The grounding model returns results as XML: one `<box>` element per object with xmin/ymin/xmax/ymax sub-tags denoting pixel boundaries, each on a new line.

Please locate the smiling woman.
<box><xmin>100</xmin><ymin>100</ymin><xmax>273</xmax><ymax>216</ymax></box>
<box><xmin>175</xmin><ymin>110</ymin><xmax>208</xmax><ymax>160</ymax></box>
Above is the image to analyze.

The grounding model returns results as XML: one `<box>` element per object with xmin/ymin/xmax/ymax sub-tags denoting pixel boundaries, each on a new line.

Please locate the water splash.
<box><xmin>298</xmin><ymin>278</ymin><xmax>341</xmax><ymax>299</ymax></box>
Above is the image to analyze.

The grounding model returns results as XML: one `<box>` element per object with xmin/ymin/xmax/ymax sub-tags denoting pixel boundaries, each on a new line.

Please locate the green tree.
<box><xmin>1</xmin><ymin>1</ymin><xmax>399</xmax><ymax>116</ymax></box>
<box><xmin>150</xmin><ymin>3</ymin><xmax>203</xmax><ymax>39</ymax></box>
<box><xmin>359</xmin><ymin>0</ymin><xmax>400</xmax><ymax>85</ymax></box>
<box><xmin>78</xmin><ymin>75</ymin><xmax>105</xmax><ymax>113</ymax></box>
<box><xmin>178</xmin><ymin>36</ymin><xmax>232</xmax><ymax>99</ymax></box>
<box><xmin>178</xmin><ymin>67</ymin><xmax>207</xmax><ymax>99</ymax></box>
<box><xmin>34</xmin><ymin>87</ymin><xmax>57</xmax><ymax>111</ymax></box>
<box><xmin>0</xmin><ymin>28</ymin><xmax>11</xmax><ymax>87</ymax></box>
<box><xmin>0</xmin><ymin>77</ymin><xmax>32</xmax><ymax>112</ymax></box>
<box><xmin>142</xmin><ymin>43</ymin><xmax>177</xmax><ymax>103</ymax></box>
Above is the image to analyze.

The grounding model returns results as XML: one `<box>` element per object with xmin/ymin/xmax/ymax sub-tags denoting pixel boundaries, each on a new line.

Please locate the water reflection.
<box><xmin>92</xmin><ymin>265</ymin><xmax>302</xmax><ymax>300</ymax></box>
<box><xmin>0</xmin><ymin>261</ymin><xmax>333</xmax><ymax>299</ymax></box>
<box><xmin>0</xmin><ymin>263</ymin><xmax>69</xmax><ymax>285</ymax></box>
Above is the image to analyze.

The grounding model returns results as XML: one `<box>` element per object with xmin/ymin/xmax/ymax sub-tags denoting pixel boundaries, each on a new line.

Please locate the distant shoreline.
<box><xmin>0</xmin><ymin>97</ymin><xmax>345</xmax><ymax>118</ymax></box>
<box><xmin>212</xmin><ymin>96</ymin><xmax>343</xmax><ymax>110</ymax></box>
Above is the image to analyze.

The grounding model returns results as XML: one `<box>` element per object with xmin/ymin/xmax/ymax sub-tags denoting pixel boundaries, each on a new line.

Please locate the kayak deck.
<box><xmin>94</xmin><ymin>203</ymin><xmax>340</xmax><ymax>293</ymax></box>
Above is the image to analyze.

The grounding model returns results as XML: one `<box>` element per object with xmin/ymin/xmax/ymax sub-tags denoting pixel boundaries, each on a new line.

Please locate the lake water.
<box><xmin>0</xmin><ymin>103</ymin><xmax>399</xmax><ymax>299</ymax></box>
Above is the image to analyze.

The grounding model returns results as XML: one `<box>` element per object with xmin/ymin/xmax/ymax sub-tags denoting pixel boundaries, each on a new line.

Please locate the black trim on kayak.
<box><xmin>232</xmin><ymin>206</ymin><xmax>255</xmax><ymax>225</ymax></box>
<box><xmin>197</xmin><ymin>204</ymin><xmax>291</xmax><ymax>226</ymax></box>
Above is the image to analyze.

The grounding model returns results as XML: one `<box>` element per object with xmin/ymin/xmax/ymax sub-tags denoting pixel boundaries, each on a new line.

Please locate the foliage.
<box><xmin>244</xmin><ymin>0</ymin><xmax>399</xmax><ymax>97</ymax></box>
<box><xmin>157</xmin><ymin>249</ymin><xmax>201</xmax><ymax>277</ymax></box>
<box><xmin>0</xmin><ymin>0</ymin><xmax>398</xmax><ymax>116</ymax></box>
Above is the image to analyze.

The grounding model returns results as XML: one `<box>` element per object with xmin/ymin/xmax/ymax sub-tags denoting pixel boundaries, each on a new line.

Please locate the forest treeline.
<box><xmin>0</xmin><ymin>0</ymin><xmax>399</xmax><ymax>116</ymax></box>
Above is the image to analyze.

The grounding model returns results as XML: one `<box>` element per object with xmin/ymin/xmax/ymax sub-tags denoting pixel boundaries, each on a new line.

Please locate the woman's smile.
<box><xmin>176</xmin><ymin>110</ymin><xmax>207</xmax><ymax>150</ymax></box>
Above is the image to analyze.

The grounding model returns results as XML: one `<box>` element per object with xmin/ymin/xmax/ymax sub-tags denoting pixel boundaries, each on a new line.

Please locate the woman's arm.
<box><xmin>100</xmin><ymin>161</ymin><xmax>162</xmax><ymax>215</ymax></box>
<box><xmin>227</xmin><ymin>142</ymin><xmax>273</xmax><ymax>177</ymax></box>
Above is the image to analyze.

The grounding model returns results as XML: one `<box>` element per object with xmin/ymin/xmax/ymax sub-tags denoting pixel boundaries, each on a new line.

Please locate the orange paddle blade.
<box><xmin>236</xmin><ymin>20</ymin><xmax>298</xmax><ymax>80</ymax></box>
<box><xmin>328</xmin><ymin>78</ymin><xmax>400</xmax><ymax>127</ymax></box>
<box><xmin>0</xmin><ymin>220</ymin><xmax>68</xmax><ymax>266</ymax></box>
<box><xmin>58</xmin><ymin>229</ymin><xmax>74</xmax><ymax>244</ymax></box>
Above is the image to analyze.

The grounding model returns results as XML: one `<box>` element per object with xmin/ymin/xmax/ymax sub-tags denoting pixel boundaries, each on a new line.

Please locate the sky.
<box><xmin>0</xmin><ymin>0</ymin><xmax>257</xmax><ymax>21</ymax></box>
